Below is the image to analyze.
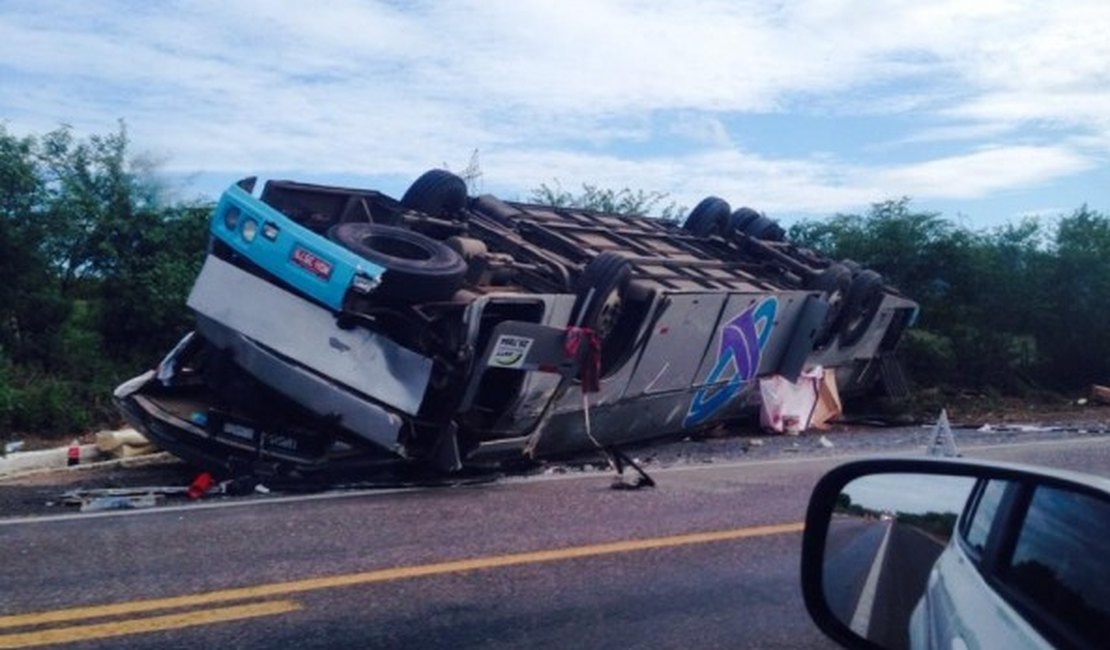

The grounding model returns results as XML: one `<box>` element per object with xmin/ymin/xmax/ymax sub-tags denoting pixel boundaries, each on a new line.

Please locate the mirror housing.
<box><xmin>801</xmin><ymin>458</ymin><xmax>1110</xmax><ymax>650</ymax></box>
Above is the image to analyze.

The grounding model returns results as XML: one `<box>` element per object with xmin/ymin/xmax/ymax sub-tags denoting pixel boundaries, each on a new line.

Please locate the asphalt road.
<box><xmin>2</xmin><ymin>434</ymin><xmax>1109</xmax><ymax>649</ymax></box>
<box><xmin>822</xmin><ymin>517</ymin><xmax>887</xmax><ymax>626</ymax></box>
<box><xmin>866</xmin><ymin>523</ymin><xmax>946</xmax><ymax>650</ymax></box>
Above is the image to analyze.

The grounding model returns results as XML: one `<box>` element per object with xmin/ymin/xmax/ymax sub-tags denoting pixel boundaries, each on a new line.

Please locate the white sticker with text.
<box><xmin>490</xmin><ymin>335</ymin><xmax>534</xmax><ymax>369</ymax></box>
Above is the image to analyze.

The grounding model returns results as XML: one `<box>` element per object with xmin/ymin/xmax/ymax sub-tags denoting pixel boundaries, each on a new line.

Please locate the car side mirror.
<box><xmin>800</xmin><ymin>458</ymin><xmax>1110</xmax><ymax>650</ymax></box>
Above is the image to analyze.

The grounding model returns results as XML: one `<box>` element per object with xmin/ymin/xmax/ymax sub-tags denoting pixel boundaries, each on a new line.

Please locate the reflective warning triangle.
<box><xmin>927</xmin><ymin>409</ymin><xmax>960</xmax><ymax>457</ymax></box>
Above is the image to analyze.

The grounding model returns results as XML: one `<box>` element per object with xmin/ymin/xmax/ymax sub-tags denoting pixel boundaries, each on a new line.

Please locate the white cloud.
<box><xmin>873</xmin><ymin>146</ymin><xmax>1094</xmax><ymax>199</ymax></box>
<box><xmin>878</xmin><ymin>123</ymin><xmax>1017</xmax><ymax>148</ymax></box>
<box><xmin>0</xmin><ymin>0</ymin><xmax>1107</xmax><ymax>218</ymax></box>
<box><xmin>476</xmin><ymin>144</ymin><xmax>1093</xmax><ymax>216</ymax></box>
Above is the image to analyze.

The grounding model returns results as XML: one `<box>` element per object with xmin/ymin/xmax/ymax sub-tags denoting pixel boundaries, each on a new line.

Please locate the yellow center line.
<box><xmin>0</xmin><ymin>601</ymin><xmax>301</xmax><ymax>649</ymax></box>
<box><xmin>1</xmin><ymin>522</ymin><xmax>803</xmax><ymax>630</ymax></box>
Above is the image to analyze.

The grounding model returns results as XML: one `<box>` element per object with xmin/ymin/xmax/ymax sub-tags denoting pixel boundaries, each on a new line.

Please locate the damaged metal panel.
<box><xmin>688</xmin><ymin>291</ymin><xmax>810</xmax><ymax>388</ymax></box>
<box><xmin>196</xmin><ymin>315</ymin><xmax>404</xmax><ymax>452</ymax></box>
<box><xmin>460</xmin><ymin>319</ymin><xmax>573</xmax><ymax>410</ymax></box>
<box><xmin>777</xmin><ymin>293</ymin><xmax>830</xmax><ymax>383</ymax></box>
<box><xmin>526</xmin><ymin>390</ymin><xmax>702</xmax><ymax>457</ymax></box>
<box><xmin>454</xmin><ymin>294</ymin><xmax>575</xmax><ymax>437</ymax></box>
<box><xmin>187</xmin><ymin>255</ymin><xmax>432</xmax><ymax>416</ymax></box>
<box><xmin>808</xmin><ymin>294</ymin><xmax>917</xmax><ymax>367</ymax></box>
<box><xmin>530</xmin><ymin>289</ymin><xmax>816</xmax><ymax>452</ymax></box>
<box><xmin>498</xmin><ymin>295</ymin><xmax>578</xmax><ymax>433</ymax></box>
<box><xmin>624</xmin><ymin>293</ymin><xmax>728</xmax><ymax>396</ymax></box>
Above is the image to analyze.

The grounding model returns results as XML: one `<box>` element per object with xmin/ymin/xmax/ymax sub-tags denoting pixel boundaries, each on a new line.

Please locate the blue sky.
<box><xmin>2</xmin><ymin>0</ymin><xmax>1107</xmax><ymax>228</ymax></box>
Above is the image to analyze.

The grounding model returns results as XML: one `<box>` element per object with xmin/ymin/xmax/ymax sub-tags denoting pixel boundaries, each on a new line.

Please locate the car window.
<box><xmin>963</xmin><ymin>479</ymin><xmax>1007</xmax><ymax>555</ymax></box>
<box><xmin>1000</xmin><ymin>486</ymin><xmax>1110</xmax><ymax>649</ymax></box>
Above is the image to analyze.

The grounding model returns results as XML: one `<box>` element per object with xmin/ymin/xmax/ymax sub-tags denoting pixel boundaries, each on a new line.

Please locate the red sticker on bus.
<box><xmin>291</xmin><ymin>247</ymin><xmax>333</xmax><ymax>280</ymax></box>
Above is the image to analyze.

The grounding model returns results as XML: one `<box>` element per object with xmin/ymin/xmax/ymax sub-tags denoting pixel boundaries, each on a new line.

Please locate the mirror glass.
<box><xmin>823</xmin><ymin>473</ymin><xmax>975</xmax><ymax>649</ymax></box>
<box><xmin>821</xmin><ymin>472</ymin><xmax>1110</xmax><ymax>650</ymax></box>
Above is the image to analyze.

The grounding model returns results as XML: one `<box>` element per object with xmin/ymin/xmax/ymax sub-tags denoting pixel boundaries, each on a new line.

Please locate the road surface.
<box><xmin>822</xmin><ymin>517</ymin><xmax>888</xmax><ymax>626</ymax></box>
<box><xmin>1</xmin><ymin>433</ymin><xmax>1108</xmax><ymax>649</ymax></box>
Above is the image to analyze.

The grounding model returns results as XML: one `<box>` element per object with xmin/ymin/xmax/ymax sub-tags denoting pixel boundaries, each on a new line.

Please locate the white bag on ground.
<box><xmin>759</xmin><ymin>367</ymin><xmax>830</xmax><ymax>434</ymax></box>
<box><xmin>95</xmin><ymin>428</ymin><xmax>158</xmax><ymax>458</ymax></box>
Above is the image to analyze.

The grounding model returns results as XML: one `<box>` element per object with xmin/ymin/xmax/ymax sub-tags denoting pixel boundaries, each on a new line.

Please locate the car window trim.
<box><xmin>957</xmin><ymin>478</ymin><xmax>1021</xmax><ymax>571</ymax></box>
<box><xmin>988</xmin><ymin>485</ymin><xmax>1105</xmax><ymax>650</ymax></box>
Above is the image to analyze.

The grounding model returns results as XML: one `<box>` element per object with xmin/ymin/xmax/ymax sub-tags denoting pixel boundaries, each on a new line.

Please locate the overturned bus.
<box><xmin>114</xmin><ymin>170</ymin><xmax>917</xmax><ymax>477</ymax></box>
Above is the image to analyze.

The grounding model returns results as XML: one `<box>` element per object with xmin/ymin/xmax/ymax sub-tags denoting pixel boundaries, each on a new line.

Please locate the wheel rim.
<box><xmin>595</xmin><ymin>292</ymin><xmax>623</xmax><ymax>341</ymax></box>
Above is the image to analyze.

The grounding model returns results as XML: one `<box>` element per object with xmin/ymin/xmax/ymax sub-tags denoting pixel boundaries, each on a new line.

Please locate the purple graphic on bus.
<box><xmin>684</xmin><ymin>297</ymin><xmax>777</xmax><ymax>428</ymax></box>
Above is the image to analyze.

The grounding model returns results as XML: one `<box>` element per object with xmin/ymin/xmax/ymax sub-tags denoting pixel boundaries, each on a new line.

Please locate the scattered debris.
<box><xmin>760</xmin><ymin>368</ymin><xmax>820</xmax><ymax>434</ymax></box>
<box><xmin>67</xmin><ymin>439</ymin><xmax>81</xmax><ymax>467</ymax></box>
<box><xmin>607</xmin><ymin>447</ymin><xmax>655</xmax><ymax>490</ymax></box>
<box><xmin>95</xmin><ymin>428</ymin><xmax>158</xmax><ymax>459</ymax></box>
<box><xmin>80</xmin><ymin>494</ymin><xmax>162</xmax><ymax>513</ymax></box>
<box><xmin>1091</xmin><ymin>384</ymin><xmax>1110</xmax><ymax>406</ymax></box>
<box><xmin>749</xmin><ymin>438</ymin><xmax>765</xmax><ymax>447</ymax></box>
<box><xmin>220</xmin><ymin>475</ymin><xmax>260</xmax><ymax>496</ymax></box>
<box><xmin>810</xmin><ymin>369</ymin><xmax>843</xmax><ymax>430</ymax></box>
<box><xmin>60</xmin><ymin>486</ymin><xmax>189</xmax><ymax>512</ymax></box>
<box><xmin>759</xmin><ymin>367</ymin><xmax>843</xmax><ymax>435</ymax></box>
<box><xmin>927</xmin><ymin>409</ymin><xmax>960</xmax><ymax>458</ymax></box>
<box><xmin>3</xmin><ymin>440</ymin><xmax>24</xmax><ymax>455</ymax></box>
<box><xmin>818</xmin><ymin>435</ymin><xmax>835</xmax><ymax>449</ymax></box>
<box><xmin>186</xmin><ymin>472</ymin><xmax>216</xmax><ymax>500</ymax></box>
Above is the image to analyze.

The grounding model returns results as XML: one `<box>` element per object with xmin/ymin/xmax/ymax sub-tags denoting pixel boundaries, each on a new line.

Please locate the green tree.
<box><xmin>0</xmin><ymin>125</ymin><xmax>70</xmax><ymax>366</ymax></box>
<box><xmin>790</xmin><ymin>199</ymin><xmax>980</xmax><ymax>383</ymax></box>
<box><xmin>788</xmin><ymin>199</ymin><xmax>1074</xmax><ymax>391</ymax></box>
<box><xmin>1042</xmin><ymin>206</ymin><xmax>1110</xmax><ymax>385</ymax></box>
<box><xmin>529</xmin><ymin>180</ymin><xmax>685</xmax><ymax>220</ymax></box>
<box><xmin>0</xmin><ymin>122</ymin><xmax>211</xmax><ymax>437</ymax></box>
<box><xmin>97</xmin><ymin>203</ymin><xmax>210</xmax><ymax>362</ymax></box>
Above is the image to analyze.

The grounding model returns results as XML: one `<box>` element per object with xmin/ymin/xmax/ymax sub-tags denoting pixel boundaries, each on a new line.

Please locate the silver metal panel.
<box><xmin>543</xmin><ymin>296</ymin><xmax>659</xmax><ymax>414</ymax></box>
<box><xmin>538</xmin><ymin>290</ymin><xmax>806</xmax><ymax>432</ymax></box>
<box><xmin>455</xmin><ymin>290</ymin><xmax>572</xmax><ymax>432</ymax></box>
<box><xmin>527</xmin><ymin>390</ymin><xmax>713</xmax><ymax>457</ymax></box>
<box><xmin>776</xmin><ymin>293</ymin><xmax>828</xmax><ymax>382</ymax></box>
<box><xmin>187</xmin><ymin>255</ymin><xmax>432</xmax><ymax>416</ymax></box>
<box><xmin>505</xmin><ymin>294</ymin><xmax>576</xmax><ymax>430</ymax></box>
<box><xmin>196</xmin><ymin>316</ymin><xmax>404</xmax><ymax>452</ymax></box>
<box><xmin>459</xmin><ymin>319</ymin><xmax>571</xmax><ymax>412</ymax></box>
<box><xmin>850</xmin><ymin>305</ymin><xmax>894</xmax><ymax>359</ymax></box>
<box><xmin>690</xmin><ymin>291</ymin><xmax>810</xmax><ymax>387</ymax></box>
<box><xmin>524</xmin><ymin>292</ymin><xmax>669</xmax><ymax>454</ymax></box>
<box><xmin>807</xmin><ymin>293</ymin><xmax>916</xmax><ymax>367</ymax></box>
<box><xmin>668</xmin><ymin>290</ymin><xmax>810</xmax><ymax>429</ymax></box>
<box><xmin>624</xmin><ymin>293</ymin><xmax>727</xmax><ymax>396</ymax></box>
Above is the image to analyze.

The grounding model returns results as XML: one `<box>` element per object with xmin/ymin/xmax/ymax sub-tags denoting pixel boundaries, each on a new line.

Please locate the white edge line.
<box><xmin>850</xmin><ymin>520</ymin><xmax>893</xmax><ymax>636</ymax></box>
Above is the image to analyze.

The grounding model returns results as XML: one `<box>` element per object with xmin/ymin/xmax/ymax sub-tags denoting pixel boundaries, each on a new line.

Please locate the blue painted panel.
<box><xmin>209</xmin><ymin>185</ymin><xmax>385</xmax><ymax>310</ymax></box>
